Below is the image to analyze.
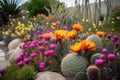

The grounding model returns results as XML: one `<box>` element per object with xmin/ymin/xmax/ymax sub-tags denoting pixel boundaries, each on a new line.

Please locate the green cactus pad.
<box><xmin>87</xmin><ymin>35</ymin><xmax>102</xmax><ymax>48</ymax></box>
<box><xmin>61</xmin><ymin>53</ymin><xmax>88</xmax><ymax>77</ymax></box>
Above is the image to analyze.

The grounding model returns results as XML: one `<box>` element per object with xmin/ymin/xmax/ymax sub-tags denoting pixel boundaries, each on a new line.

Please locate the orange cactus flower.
<box><xmin>81</xmin><ymin>40</ymin><xmax>96</xmax><ymax>51</ymax></box>
<box><xmin>52</xmin><ymin>22</ymin><xmax>57</xmax><ymax>27</ymax></box>
<box><xmin>37</xmin><ymin>14</ymin><xmax>45</xmax><ymax>17</ymax></box>
<box><xmin>42</xmin><ymin>32</ymin><xmax>54</xmax><ymax>38</ymax></box>
<box><xmin>54</xmin><ymin>30</ymin><xmax>67</xmax><ymax>39</ymax></box>
<box><xmin>67</xmin><ymin>30</ymin><xmax>77</xmax><ymax>39</ymax></box>
<box><xmin>72</xmin><ymin>24</ymin><xmax>83</xmax><ymax>31</ymax></box>
<box><xmin>96</xmin><ymin>31</ymin><xmax>105</xmax><ymax>37</ymax></box>
<box><xmin>70</xmin><ymin>42</ymin><xmax>83</xmax><ymax>53</ymax></box>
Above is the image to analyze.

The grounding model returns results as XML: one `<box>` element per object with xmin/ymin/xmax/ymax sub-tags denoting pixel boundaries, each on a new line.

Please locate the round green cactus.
<box><xmin>87</xmin><ymin>35</ymin><xmax>102</xmax><ymax>48</ymax></box>
<box><xmin>75</xmin><ymin>72</ymin><xmax>88</xmax><ymax>80</ymax></box>
<box><xmin>90</xmin><ymin>53</ymin><xmax>101</xmax><ymax>64</ymax></box>
<box><xmin>61</xmin><ymin>53</ymin><xmax>88</xmax><ymax>77</ymax></box>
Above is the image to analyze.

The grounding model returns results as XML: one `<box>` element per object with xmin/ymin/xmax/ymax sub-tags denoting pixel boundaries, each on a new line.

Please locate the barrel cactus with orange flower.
<box><xmin>87</xmin><ymin>35</ymin><xmax>102</xmax><ymax>48</ymax></box>
<box><xmin>54</xmin><ymin>30</ymin><xmax>67</xmax><ymax>39</ymax></box>
<box><xmin>61</xmin><ymin>40</ymin><xmax>96</xmax><ymax>77</ymax></box>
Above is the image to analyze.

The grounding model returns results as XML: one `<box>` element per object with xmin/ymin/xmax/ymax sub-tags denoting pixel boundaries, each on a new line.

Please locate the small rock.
<box><xmin>35</xmin><ymin>71</ymin><xmax>66</xmax><ymax>80</ymax></box>
<box><xmin>8</xmin><ymin>44</ymin><xmax>23</xmax><ymax>64</ymax></box>
<box><xmin>0</xmin><ymin>50</ymin><xmax>5</xmax><ymax>60</ymax></box>
<box><xmin>5</xmin><ymin>49</ymin><xmax>15</xmax><ymax>60</ymax></box>
<box><xmin>8</xmin><ymin>38</ymin><xmax>21</xmax><ymax>50</ymax></box>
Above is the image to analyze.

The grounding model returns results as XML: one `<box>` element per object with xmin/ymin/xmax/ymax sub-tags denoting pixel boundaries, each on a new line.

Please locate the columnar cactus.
<box><xmin>87</xmin><ymin>35</ymin><xmax>102</xmax><ymax>48</ymax></box>
<box><xmin>61</xmin><ymin>53</ymin><xmax>88</xmax><ymax>77</ymax></box>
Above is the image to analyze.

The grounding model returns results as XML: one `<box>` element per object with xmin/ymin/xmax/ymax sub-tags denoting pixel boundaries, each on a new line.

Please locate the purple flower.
<box><xmin>44</xmin><ymin>51</ymin><xmax>49</xmax><ymax>57</ymax></box>
<box><xmin>0</xmin><ymin>69</ymin><xmax>5</xmax><ymax>75</ymax></box>
<box><xmin>50</xmin><ymin>44</ymin><xmax>56</xmax><ymax>50</ymax></box>
<box><xmin>39</xmin><ymin>46</ymin><xmax>44</xmax><ymax>52</ymax></box>
<box><xmin>24</xmin><ymin>58</ymin><xmax>30</xmax><ymax>64</ymax></box>
<box><xmin>19</xmin><ymin>53</ymin><xmax>25</xmax><ymax>58</ymax></box>
<box><xmin>108</xmin><ymin>53</ymin><xmax>116</xmax><ymax>61</ymax></box>
<box><xmin>106</xmin><ymin>34</ymin><xmax>112</xmax><ymax>39</ymax></box>
<box><xmin>39</xmin><ymin>62</ymin><xmax>45</xmax><ymax>70</ymax></box>
<box><xmin>115</xmin><ymin>42</ymin><xmax>120</xmax><ymax>48</ymax></box>
<box><xmin>30</xmin><ymin>53</ymin><xmax>39</xmax><ymax>58</ymax></box>
<box><xmin>22</xmin><ymin>50</ymin><xmax>26</xmax><ymax>53</ymax></box>
<box><xmin>44</xmin><ymin>36</ymin><xmax>51</xmax><ymax>41</ymax></box>
<box><xmin>16</xmin><ymin>56</ymin><xmax>23</xmax><ymax>62</ymax></box>
<box><xmin>102</xmin><ymin>48</ymin><xmax>108</xmax><ymax>53</ymax></box>
<box><xmin>38</xmin><ymin>35</ymin><xmax>42</xmax><ymax>39</ymax></box>
<box><xmin>29</xmin><ymin>43</ymin><xmax>35</xmax><ymax>49</ymax></box>
<box><xmin>54</xmin><ymin>38</ymin><xmax>59</xmax><ymax>43</ymax></box>
<box><xmin>48</xmin><ymin>50</ymin><xmax>54</xmax><ymax>56</ymax></box>
<box><xmin>100</xmin><ymin>54</ymin><xmax>106</xmax><ymax>59</ymax></box>
<box><xmin>95</xmin><ymin>59</ymin><xmax>104</xmax><ymax>67</ymax></box>
<box><xmin>32</xmin><ymin>40</ymin><xmax>38</xmax><ymax>44</ymax></box>
<box><xmin>18</xmin><ymin>61</ymin><xmax>24</xmax><ymax>67</ymax></box>
<box><xmin>112</xmin><ymin>35</ymin><xmax>119</xmax><ymax>42</ymax></box>
<box><xmin>44</xmin><ymin>41</ymin><xmax>48</xmax><ymax>45</ymax></box>
<box><xmin>38</xmin><ymin>41</ymin><xmax>43</xmax><ymax>45</ymax></box>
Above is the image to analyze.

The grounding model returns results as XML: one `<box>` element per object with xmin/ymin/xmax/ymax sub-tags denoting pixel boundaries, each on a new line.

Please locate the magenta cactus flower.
<box><xmin>102</xmin><ymin>48</ymin><xmax>108</xmax><ymax>53</ymax></box>
<box><xmin>95</xmin><ymin>59</ymin><xmax>104</xmax><ymax>67</ymax></box>
<box><xmin>108</xmin><ymin>53</ymin><xmax>116</xmax><ymax>61</ymax></box>
<box><xmin>39</xmin><ymin>46</ymin><xmax>45</xmax><ymax>52</ymax></box>
<box><xmin>115</xmin><ymin>42</ymin><xmax>120</xmax><ymax>48</ymax></box>
<box><xmin>44</xmin><ymin>36</ymin><xmax>51</xmax><ymax>41</ymax></box>
<box><xmin>16</xmin><ymin>56</ymin><xmax>23</xmax><ymax>62</ymax></box>
<box><xmin>50</xmin><ymin>44</ymin><xmax>56</xmax><ymax>50</ymax></box>
<box><xmin>112</xmin><ymin>35</ymin><xmax>119</xmax><ymax>42</ymax></box>
<box><xmin>24</xmin><ymin>58</ymin><xmax>30</xmax><ymax>64</ymax></box>
<box><xmin>19</xmin><ymin>53</ymin><xmax>25</xmax><ymax>58</ymax></box>
<box><xmin>100</xmin><ymin>54</ymin><xmax>106</xmax><ymax>59</ymax></box>
<box><xmin>22</xmin><ymin>50</ymin><xmax>26</xmax><ymax>53</ymax></box>
<box><xmin>29</xmin><ymin>43</ymin><xmax>35</xmax><ymax>49</ymax></box>
<box><xmin>30</xmin><ymin>53</ymin><xmax>39</xmax><ymax>58</ymax></box>
<box><xmin>0</xmin><ymin>69</ymin><xmax>5</xmax><ymax>75</ymax></box>
<box><xmin>18</xmin><ymin>61</ymin><xmax>24</xmax><ymax>67</ymax></box>
<box><xmin>39</xmin><ymin>62</ymin><xmax>45</xmax><ymax>70</ymax></box>
<box><xmin>32</xmin><ymin>40</ymin><xmax>38</xmax><ymax>44</ymax></box>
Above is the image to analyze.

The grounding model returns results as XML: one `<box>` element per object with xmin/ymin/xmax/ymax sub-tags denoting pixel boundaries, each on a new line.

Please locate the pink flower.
<box><xmin>50</xmin><ymin>44</ymin><xmax>56</xmax><ymax>50</ymax></box>
<box><xmin>38</xmin><ymin>35</ymin><xmax>42</xmax><ymax>39</ymax></box>
<box><xmin>95</xmin><ymin>59</ymin><xmax>104</xmax><ymax>67</ymax></box>
<box><xmin>24</xmin><ymin>58</ymin><xmax>30</xmax><ymax>64</ymax></box>
<box><xmin>44</xmin><ymin>41</ymin><xmax>48</xmax><ymax>45</ymax></box>
<box><xmin>0</xmin><ymin>69</ymin><xmax>5</xmax><ymax>75</ymax></box>
<box><xmin>38</xmin><ymin>41</ymin><xmax>43</xmax><ymax>45</ymax></box>
<box><xmin>18</xmin><ymin>61</ymin><xmax>24</xmax><ymax>67</ymax></box>
<box><xmin>16</xmin><ymin>56</ymin><xmax>23</xmax><ymax>62</ymax></box>
<box><xmin>39</xmin><ymin>62</ymin><xmax>45</xmax><ymax>70</ymax></box>
<box><xmin>102</xmin><ymin>48</ymin><xmax>108</xmax><ymax>53</ymax></box>
<box><xmin>29</xmin><ymin>43</ymin><xmax>35</xmax><ymax>49</ymax></box>
<box><xmin>30</xmin><ymin>53</ymin><xmax>39</xmax><ymax>58</ymax></box>
<box><xmin>108</xmin><ymin>53</ymin><xmax>116</xmax><ymax>61</ymax></box>
<box><xmin>44</xmin><ymin>51</ymin><xmax>49</xmax><ymax>57</ymax></box>
<box><xmin>54</xmin><ymin>38</ymin><xmax>59</xmax><ymax>43</ymax></box>
<box><xmin>49</xmin><ymin>60</ymin><xmax>53</xmax><ymax>65</ymax></box>
<box><xmin>39</xmin><ymin>46</ymin><xmax>44</xmax><ymax>52</ymax></box>
<box><xmin>44</xmin><ymin>36</ymin><xmax>51</xmax><ymax>41</ymax></box>
<box><xmin>19</xmin><ymin>53</ymin><xmax>25</xmax><ymax>57</ymax></box>
<box><xmin>100</xmin><ymin>54</ymin><xmax>106</xmax><ymax>59</ymax></box>
<box><xmin>48</xmin><ymin>50</ymin><xmax>54</xmax><ymax>56</ymax></box>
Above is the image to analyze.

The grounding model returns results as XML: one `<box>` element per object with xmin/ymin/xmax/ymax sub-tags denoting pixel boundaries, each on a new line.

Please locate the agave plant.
<box><xmin>0</xmin><ymin>0</ymin><xmax>21</xmax><ymax>26</ymax></box>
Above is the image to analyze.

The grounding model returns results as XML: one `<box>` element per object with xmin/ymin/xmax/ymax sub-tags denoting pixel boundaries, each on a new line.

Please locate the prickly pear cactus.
<box><xmin>61</xmin><ymin>53</ymin><xmax>88</xmax><ymax>77</ymax></box>
<box><xmin>87</xmin><ymin>35</ymin><xmax>102</xmax><ymax>48</ymax></box>
<box><xmin>90</xmin><ymin>53</ymin><xmax>101</xmax><ymax>64</ymax></box>
<box><xmin>75</xmin><ymin>72</ymin><xmax>88</xmax><ymax>80</ymax></box>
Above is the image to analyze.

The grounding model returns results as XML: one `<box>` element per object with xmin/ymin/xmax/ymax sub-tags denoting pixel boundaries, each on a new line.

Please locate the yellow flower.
<box><xmin>86</xmin><ymin>19</ymin><xmax>89</xmax><ymax>22</ymax></box>
<box><xmin>72</xmin><ymin>24</ymin><xmax>83</xmax><ymax>31</ymax></box>
<box><xmin>82</xmin><ymin>19</ymin><xmax>85</xmax><ymax>22</ymax></box>
<box><xmin>54</xmin><ymin>30</ymin><xmax>67</xmax><ymax>39</ymax></box>
<box><xmin>96</xmin><ymin>31</ymin><xmax>105</xmax><ymax>37</ymax></box>
<box><xmin>67</xmin><ymin>30</ymin><xmax>77</xmax><ymax>39</ymax></box>
<box><xmin>88</xmin><ymin>28</ymin><xmax>91</xmax><ymax>32</ymax></box>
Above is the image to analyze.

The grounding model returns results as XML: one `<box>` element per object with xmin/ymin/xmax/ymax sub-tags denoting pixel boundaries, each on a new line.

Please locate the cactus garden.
<box><xmin>0</xmin><ymin>0</ymin><xmax>120</xmax><ymax>80</ymax></box>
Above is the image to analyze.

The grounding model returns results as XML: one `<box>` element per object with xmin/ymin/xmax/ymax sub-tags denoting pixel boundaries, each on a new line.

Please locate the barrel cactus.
<box><xmin>75</xmin><ymin>72</ymin><xmax>88</xmax><ymax>80</ymax></box>
<box><xmin>87</xmin><ymin>35</ymin><xmax>102</xmax><ymax>48</ymax></box>
<box><xmin>61</xmin><ymin>53</ymin><xmax>88</xmax><ymax>77</ymax></box>
<box><xmin>90</xmin><ymin>53</ymin><xmax>101</xmax><ymax>64</ymax></box>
